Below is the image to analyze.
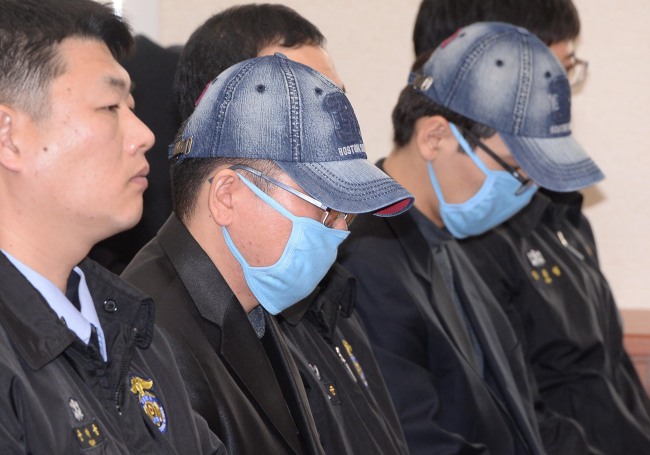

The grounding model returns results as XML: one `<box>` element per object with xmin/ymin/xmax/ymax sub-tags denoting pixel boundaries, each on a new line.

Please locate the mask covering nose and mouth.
<box><xmin>222</xmin><ymin>174</ymin><xmax>350</xmax><ymax>315</ymax></box>
<box><xmin>427</xmin><ymin>123</ymin><xmax>538</xmax><ymax>239</ymax></box>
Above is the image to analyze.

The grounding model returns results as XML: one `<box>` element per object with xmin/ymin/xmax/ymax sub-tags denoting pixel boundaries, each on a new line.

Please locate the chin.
<box><xmin>108</xmin><ymin>205</ymin><xmax>144</xmax><ymax>235</ymax></box>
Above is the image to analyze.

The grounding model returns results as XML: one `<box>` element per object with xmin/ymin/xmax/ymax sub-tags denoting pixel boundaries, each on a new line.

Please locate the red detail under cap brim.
<box><xmin>374</xmin><ymin>198</ymin><xmax>413</xmax><ymax>217</ymax></box>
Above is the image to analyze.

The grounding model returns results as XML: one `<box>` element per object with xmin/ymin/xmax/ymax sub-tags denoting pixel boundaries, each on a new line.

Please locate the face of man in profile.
<box><xmin>15</xmin><ymin>37</ymin><xmax>154</xmax><ymax>245</ymax></box>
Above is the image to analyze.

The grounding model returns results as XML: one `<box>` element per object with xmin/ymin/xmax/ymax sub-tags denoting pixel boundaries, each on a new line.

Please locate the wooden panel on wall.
<box><xmin>624</xmin><ymin>335</ymin><xmax>650</xmax><ymax>396</ymax></box>
<box><xmin>622</xmin><ymin>309</ymin><xmax>650</xmax><ymax>396</ymax></box>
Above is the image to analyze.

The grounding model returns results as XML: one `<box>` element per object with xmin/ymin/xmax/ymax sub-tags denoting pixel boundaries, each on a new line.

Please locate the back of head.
<box><xmin>0</xmin><ymin>0</ymin><xmax>133</xmax><ymax>117</ymax></box>
<box><xmin>413</xmin><ymin>0</ymin><xmax>580</xmax><ymax>56</ymax></box>
<box><xmin>175</xmin><ymin>3</ymin><xmax>325</xmax><ymax>120</ymax></box>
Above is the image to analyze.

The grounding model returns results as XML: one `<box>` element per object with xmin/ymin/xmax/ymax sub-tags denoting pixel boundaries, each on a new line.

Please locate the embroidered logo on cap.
<box><xmin>323</xmin><ymin>92</ymin><xmax>363</xmax><ymax>149</ymax></box>
<box><xmin>548</xmin><ymin>77</ymin><xmax>571</xmax><ymax>135</ymax></box>
<box><xmin>130</xmin><ymin>375</ymin><xmax>168</xmax><ymax>433</ymax></box>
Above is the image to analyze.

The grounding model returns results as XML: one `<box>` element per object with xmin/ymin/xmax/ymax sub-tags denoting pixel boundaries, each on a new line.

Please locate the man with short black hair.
<box><xmin>340</xmin><ymin>22</ymin><xmax>603</xmax><ymax>455</ymax></box>
<box><xmin>0</xmin><ymin>0</ymin><xmax>224</xmax><ymax>453</ymax></box>
<box><xmin>153</xmin><ymin>6</ymin><xmax>410</xmax><ymax>454</ymax></box>
<box><xmin>413</xmin><ymin>2</ymin><xmax>650</xmax><ymax>453</ymax></box>
<box><xmin>123</xmin><ymin>52</ymin><xmax>413</xmax><ymax>454</ymax></box>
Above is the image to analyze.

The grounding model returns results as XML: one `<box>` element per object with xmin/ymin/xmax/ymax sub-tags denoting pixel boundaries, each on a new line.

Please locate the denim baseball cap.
<box><xmin>410</xmin><ymin>22</ymin><xmax>604</xmax><ymax>192</ymax></box>
<box><xmin>170</xmin><ymin>53</ymin><xmax>413</xmax><ymax>216</ymax></box>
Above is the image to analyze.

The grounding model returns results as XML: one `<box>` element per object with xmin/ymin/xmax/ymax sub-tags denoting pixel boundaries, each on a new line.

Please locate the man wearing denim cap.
<box><xmin>147</xmin><ymin>5</ymin><xmax>410</xmax><ymax>455</ymax></box>
<box><xmin>412</xmin><ymin>3</ymin><xmax>650</xmax><ymax>452</ymax></box>
<box><xmin>123</xmin><ymin>53</ymin><xmax>413</xmax><ymax>454</ymax></box>
<box><xmin>339</xmin><ymin>22</ymin><xmax>603</xmax><ymax>454</ymax></box>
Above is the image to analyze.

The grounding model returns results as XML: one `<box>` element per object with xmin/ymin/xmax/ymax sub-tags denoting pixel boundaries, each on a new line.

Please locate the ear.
<box><xmin>414</xmin><ymin>115</ymin><xmax>454</xmax><ymax>161</ymax></box>
<box><xmin>0</xmin><ymin>106</ymin><xmax>22</xmax><ymax>171</ymax></box>
<box><xmin>207</xmin><ymin>168</ymin><xmax>239</xmax><ymax>227</ymax></box>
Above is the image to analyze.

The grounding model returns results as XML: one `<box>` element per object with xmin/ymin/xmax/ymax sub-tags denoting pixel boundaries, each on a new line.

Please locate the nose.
<box><xmin>127</xmin><ymin>110</ymin><xmax>155</xmax><ymax>155</ymax></box>
<box><xmin>327</xmin><ymin>211</ymin><xmax>351</xmax><ymax>231</ymax></box>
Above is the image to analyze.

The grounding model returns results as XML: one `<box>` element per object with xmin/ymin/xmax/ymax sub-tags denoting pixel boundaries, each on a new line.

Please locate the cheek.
<box><xmin>235</xmin><ymin>203</ymin><xmax>294</xmax><ymax>267</ymax></box>
<box><xmin>437</xmin><ymin>157</ymin><xmax>487</xmax><ymax>204</ymax></box>
<box><xmin>448</xmin><ymin>175</ymin><xmax>486</xmax><ymax>204</ymax></box>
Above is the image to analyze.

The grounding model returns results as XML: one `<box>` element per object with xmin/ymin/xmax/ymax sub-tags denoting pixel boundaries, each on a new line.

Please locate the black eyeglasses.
<box><xmin>459</xmin><ymin>128</ymin><xmax>535</xmax><ymax>196</ymax></box>
<box><xmin>227</xmin><ymin>164</ymin><xmax>354</xmax><ymax>228</ymax></box>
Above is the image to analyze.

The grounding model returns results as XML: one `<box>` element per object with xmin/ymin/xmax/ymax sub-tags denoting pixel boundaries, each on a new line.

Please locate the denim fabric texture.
<box><xmin>410</xmin><ymin>22</ymin><xmax>604</xmax><ymax>192</ymax></box>
<box><xmin>171</xmin><ymin>53</ymin><xmax>413</xmax><ymax>216</ymax></box>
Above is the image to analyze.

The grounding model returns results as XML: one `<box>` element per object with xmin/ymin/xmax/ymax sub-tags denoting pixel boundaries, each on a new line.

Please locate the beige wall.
<box><xmin>121</xmin><ymin>0</ymin><xmax>650</xmax><ymax>310</ymax></box>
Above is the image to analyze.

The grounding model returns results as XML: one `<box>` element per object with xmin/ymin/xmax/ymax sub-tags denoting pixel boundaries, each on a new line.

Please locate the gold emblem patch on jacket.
<box><xmin>527</xmin><ymin>249</ymin><xmax>562</xmax><ymax>285</ymax></box>
<box><xmin>69</xmin><ymin>398</ymin><xmax>106</xmax><ymax>449</ymax></box>
<box><xmin>73</xmin><ymin>420</ymin><xmax>106</xmax><ymax>449</ymax></box>
<box><xmin>130</xmin><ymin>375</ymin><xmax>168</xmax><ymax>433</ymax></box>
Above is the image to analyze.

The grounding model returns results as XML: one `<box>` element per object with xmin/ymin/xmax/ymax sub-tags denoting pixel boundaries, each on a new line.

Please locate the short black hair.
<box><xmin>0</xmin><ymin>0</ymin><xmax>133</xmax><ymax>117</ymax></box>
<box><xmin>392</xmin><ymin>50</ymin><xmax>495</xmax><ymax>149</ymax></box>
<box><xmin>171</xmin><ymin>157</ymin><xmax>281</xmax><ymax>223</ymax></box>
<box><xmin>413</xmin><ymin>0</ymin><xmax>580</xmax><ymax>56</ymax></box>
<box><xmin>174</xmin><ymin>3</ymin><xmax>325</xmax><ymax>120</ymax></box>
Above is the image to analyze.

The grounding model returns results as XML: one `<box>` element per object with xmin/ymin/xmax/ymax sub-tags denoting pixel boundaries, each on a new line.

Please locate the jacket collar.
<box><xmin>156</xmin><ymin>215</ymin><xmax>309</xmax><ymax>454</ymax></box>
<box><xmin>541</xmin><ymin>189</ymin><xmax>585</xmax><ymax>228</ymax></box>
<box><xmin>503</xmin><ymin>189</ymin><xmax>585</xmax><ymax>237</ymax></box>
<box><xmin>369</xmin><ymin>212</ymin><xmax>543</xmax><ymax>452</ymax></box>
<box><xmin>280</xmin><ymin>262</ymin><xmax>356</xmax><ymax>344</ymax></box>
<box><xmin>157</xmin><ymin>214</ymin><xmax>236</xmax><ymax>326</ymax></box>
<box><xmin>0</xmin><ymin>253</ymin><xmax>154</xmax><ymax>371</ymax></box>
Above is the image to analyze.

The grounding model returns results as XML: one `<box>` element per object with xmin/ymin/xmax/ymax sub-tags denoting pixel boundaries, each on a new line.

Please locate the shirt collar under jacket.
<box><xmin>1</xmin><ymin>250</ymin><xmax>107</xmax><ymax>361</ymax></box>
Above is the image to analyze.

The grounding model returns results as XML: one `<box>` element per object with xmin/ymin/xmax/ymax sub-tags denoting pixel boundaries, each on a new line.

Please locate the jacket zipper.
<box><xmin>114</xmin><ymin>326</ymin><xmax>139</xmax><ymax>414</ymax></box>
<box><xmin>556</xmin><ymin>230</ymin><xmax>585</xmax><ymax>261</ymax></box>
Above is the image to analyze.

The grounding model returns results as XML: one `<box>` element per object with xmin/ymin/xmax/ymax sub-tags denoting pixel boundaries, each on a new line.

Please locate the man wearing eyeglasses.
<box><xmin>413</xmin><ymin>2</ymin><xmax>650</xmax><ymax>453</ymax></box>
<box><xmin>122</xmin><ymin>52</ymin><xmax>413</xmax><ymax>454</ymax></box>
<box><xmin>339</xmin><ymin>22</ymin><xmax>604</xmax><ymax>455</ymax></box>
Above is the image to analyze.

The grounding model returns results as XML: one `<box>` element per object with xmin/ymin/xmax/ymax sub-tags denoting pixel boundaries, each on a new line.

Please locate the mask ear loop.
<box><xmin>236</xmin><ymin>172</ymin><xmax>297</xmax><ymax>221</ymax></box>
<box><xmin>448</xmin><ymin>123</ymin><xmax>491</xmax><ymax>174</ymax></box>
<box><xmin>454</xmin><ymin>124</ymin><xmax>535</xmax><ymax>196</ymax></box>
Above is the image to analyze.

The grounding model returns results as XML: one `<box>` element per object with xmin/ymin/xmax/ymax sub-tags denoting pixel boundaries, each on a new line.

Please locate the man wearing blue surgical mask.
<box><xmin>122</xmin><ymin>52</ymin><xmax>413</xmax><ymax>454</ymax></box>
<box><xmin>339</xmin><ymin>22</ymin><xmax>604</xmax><ymax>455</ymax></box>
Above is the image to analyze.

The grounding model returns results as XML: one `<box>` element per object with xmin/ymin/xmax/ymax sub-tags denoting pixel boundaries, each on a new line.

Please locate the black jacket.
<box><xmin>279</xmin><ymin>263</ymin><xmax>409</xmax><ymax>454</ymax></box>
<box><xmin>461</xmin><ymin>190</ymin><xmax>650</xmax><ymax>454</ymax></box>
<box><xmin>339</xmin><ymin>206</ymin><xmax>545</xmax><ymax>455</ymax></box>
<box><xmin>0</xmin><ymin>253</ymin><xmax>224</xmax><ymax>454</ymax></box>
<box><xmin>122</xmin><ymin>215</ymin><xmax>324</xmax><ymax>455</ymax></box>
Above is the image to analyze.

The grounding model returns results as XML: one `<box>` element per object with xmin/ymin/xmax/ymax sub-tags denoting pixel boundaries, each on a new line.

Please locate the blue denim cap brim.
<box><xmin>275</xmin><ymin>158</ymin><xmax>413</xmax><ymax>216</ymax></box>
<box><xmin>501</xmin><ymin>132</ymin><xmax>604</xmax><ymax>192</ymax></box>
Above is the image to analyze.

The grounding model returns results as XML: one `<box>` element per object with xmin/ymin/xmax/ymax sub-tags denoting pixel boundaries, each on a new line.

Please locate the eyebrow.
<box><xmin>104</xmin><ymin>76</ymin><xmax>135</xmax><ymax>94</ymax></box>
<box><xmin>563</xmin><ymin>51</ymin><xmax>576</xmax><ymax>64</ymax></box>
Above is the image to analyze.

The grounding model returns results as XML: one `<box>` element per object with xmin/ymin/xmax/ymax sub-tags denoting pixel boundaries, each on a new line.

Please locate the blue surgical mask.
<box><xmin>222</xmin><ymin>174</ymin><xmax>350</xmax><ymax>315</ymax></box>
<box><xmin>427</xmin><ymin>123</ymin><xmax>537</xmax><ymax>239</ymax></box>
